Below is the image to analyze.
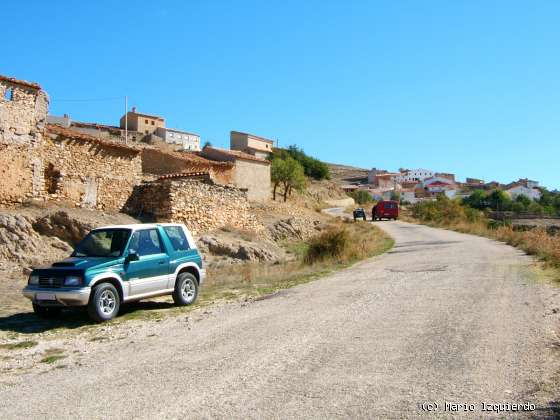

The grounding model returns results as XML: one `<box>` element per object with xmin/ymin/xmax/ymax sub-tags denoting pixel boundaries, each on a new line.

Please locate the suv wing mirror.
<box><xmin>126</xmin><ymin>251</ymin><xmax>139</xmax><ymax>262</ymax></box>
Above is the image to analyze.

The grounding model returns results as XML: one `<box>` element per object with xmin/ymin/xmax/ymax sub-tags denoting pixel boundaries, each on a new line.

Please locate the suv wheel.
<box><xmin>32</xmin><ymin>303</ymin><xmax>61</xmax><ymax>318</ymax></box>
<box><xmin>173</xmin><ymin>272</ymin><xmax>198</xmax><ymax>306</ymax></box>
<box><xmin>88</xmin><ymin>283</ymin><xmax>120</xmax><ymax>323</ymax></box>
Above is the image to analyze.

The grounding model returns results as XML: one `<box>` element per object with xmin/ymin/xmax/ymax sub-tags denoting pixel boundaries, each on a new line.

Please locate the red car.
<box><xmin>372</xmin><ymin>200</ymin><xmax>399</xmax><ymax>221</ymax></box>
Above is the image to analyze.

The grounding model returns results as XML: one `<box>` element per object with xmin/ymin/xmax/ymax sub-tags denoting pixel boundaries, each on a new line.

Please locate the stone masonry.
<box><xmin>0</xmin><ymin>73</ymin><xmax>268</xmax><ymax>221</ymax></box>
<box><xmin>126</xmin><ymin>174</ymin><xmax>264</xmax><ymax>235</ymax></box>
<box><xmin>141</xmin><ymin>148</ymin><xmax>234</xmax><ymax>185</ymax></box>
<box><xmin>0</xmin><ymin>76</ymin><xmax>49</xmax><ymax>205</ymax></box>
<box><xmin>41</xmin><ymin>125</ymin><xmax>143</xmax><ymax>210</ymax></box>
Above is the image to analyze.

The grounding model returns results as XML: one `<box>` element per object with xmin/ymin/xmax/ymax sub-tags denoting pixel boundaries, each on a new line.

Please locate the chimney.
<box><xmin>131</xmin><ymin>106</ymin><xmax>137</xmax><ymax>113</ymax></box>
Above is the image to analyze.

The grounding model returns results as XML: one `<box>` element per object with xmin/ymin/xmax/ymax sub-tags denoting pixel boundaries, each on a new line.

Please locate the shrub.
<box><xmin>411</xmin><ymin>195</ymin><xmax>465</xmax><ymax>224</ymax></box>
<box><xmin>304</xmin><ymin>221</ymin><xmax>394</xmax><ymax>265</ymax></box>
<box><xmin>305</xmin><ymin>226</ymin><xmax>349</xmax><ymax>264</ymax></box>
<box><xmin>350</xmin><ymin>190</ymin><xmax>373</xmax><ymax>204</ymax></box>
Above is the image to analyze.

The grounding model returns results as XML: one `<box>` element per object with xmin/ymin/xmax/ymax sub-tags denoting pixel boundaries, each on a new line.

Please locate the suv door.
<box><xmin>125</xmin><ymin>229</ymin><xmax>170</xmax><ymax>296</ymax></box>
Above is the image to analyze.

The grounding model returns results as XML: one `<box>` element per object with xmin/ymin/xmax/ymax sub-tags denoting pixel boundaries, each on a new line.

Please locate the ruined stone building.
<box><xmin>125</xmin><ymin>172</ymin><xmax>264</xmax><ymax>235</ymax></box>
<box><xmin>141</xmin><ymin>148</ymin><xmax>233</xmax><ymax>185</ymax></box>
<box><xmin>44</xmin><ymin>124</ymin><xmax>142</xmax><ymax>210</ymax></box>
<box><xmin>0</xmin><ymin>75</ymin><xmax>49</xmax><ymax>205</ymax></box>
<box><xmin>0</xmin><ymin>74</ymin><xmax>270</xmax><ymax>233</ymax></box>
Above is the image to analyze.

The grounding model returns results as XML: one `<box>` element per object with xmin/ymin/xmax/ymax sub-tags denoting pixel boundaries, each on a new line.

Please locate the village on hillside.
<box><xmin>0</xmin><ymin>71</ymin><xmax>552</xmax><ymax>226</ymax></box>
<box><xmin>341</xmin><ymin>168</ymin><xmax>543</xmax><ymax>205</ymax></box>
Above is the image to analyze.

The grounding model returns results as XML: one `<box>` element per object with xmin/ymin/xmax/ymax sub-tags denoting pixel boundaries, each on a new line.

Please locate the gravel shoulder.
<box><xmin>1</xmin><ymin>221</ymin><xmax>559</xmax><ymax>419</ymax></box>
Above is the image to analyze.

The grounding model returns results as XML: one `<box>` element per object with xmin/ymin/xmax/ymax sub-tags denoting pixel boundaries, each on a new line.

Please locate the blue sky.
<box><xmin>2</xmin><ymin>1</ymin><xmax>558</xmax><ymax>188</ymax></box>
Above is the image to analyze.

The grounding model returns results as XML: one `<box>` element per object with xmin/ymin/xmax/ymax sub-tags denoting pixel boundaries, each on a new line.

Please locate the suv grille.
<box><xmin>39</xmin><ymin>276</ymin><xmax>64</xmax><ymax>288</ymax></box>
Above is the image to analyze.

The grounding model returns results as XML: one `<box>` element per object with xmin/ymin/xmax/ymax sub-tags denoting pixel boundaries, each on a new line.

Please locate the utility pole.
<box><xmin>124</xmin><ymin>96</ymin><xmax>128</xmax><ymax>144</ymax></box>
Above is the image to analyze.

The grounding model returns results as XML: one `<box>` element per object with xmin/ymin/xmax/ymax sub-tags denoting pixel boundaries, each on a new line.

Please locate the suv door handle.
<box><xmin>158</xmin><ymin>261</ymin><xmax>166</xmax><ymax>265</ymax></box>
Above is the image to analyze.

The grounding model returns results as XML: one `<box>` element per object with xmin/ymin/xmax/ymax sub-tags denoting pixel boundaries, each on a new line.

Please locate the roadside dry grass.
<box><xmin>402</xmin><ymin>204</ymin><xmax>560</xmax><ymax>271</ymax></box>
<box><xmin>178</xmin><ymin>220</ymin><xmax>393</xmax><ymax>310</ymax></box>
<box><xmin>40</xmin><ymin>348</ymin><xmax>66</xmax><ymax>364</ymax></box>
<box><xmin>0</xmin><ymin>340</ymin><xmax>37</xmax><ymax>350</ymax></box>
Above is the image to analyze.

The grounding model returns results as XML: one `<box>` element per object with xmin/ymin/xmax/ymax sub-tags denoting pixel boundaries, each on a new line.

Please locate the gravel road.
<box><xmin>1</xmin><ymin>222</ymin><xmax>560</xmax><ymax>419</ymax></box>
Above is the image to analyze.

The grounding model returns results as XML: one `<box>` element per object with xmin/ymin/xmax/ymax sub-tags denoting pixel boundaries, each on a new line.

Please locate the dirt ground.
<box><xmin>1</xmin><ymin>222</ymin><xmax>558</xmax><ymax>418</ymax></box>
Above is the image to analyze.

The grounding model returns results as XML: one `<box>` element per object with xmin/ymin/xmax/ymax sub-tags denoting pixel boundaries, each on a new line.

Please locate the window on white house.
<box><xmin>3</xmin><ymin>88</ymin><xmax>13</xmax><ymax>101</ymax></box>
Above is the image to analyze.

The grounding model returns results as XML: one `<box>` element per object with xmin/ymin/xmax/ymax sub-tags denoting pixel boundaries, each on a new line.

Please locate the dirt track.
<box><xmin>1</xmin><ymin>222</ymin><xmax>559</xmax><ymax>419</ymax></box>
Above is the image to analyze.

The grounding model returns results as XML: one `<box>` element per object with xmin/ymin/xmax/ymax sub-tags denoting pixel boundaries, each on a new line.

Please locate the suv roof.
<box><xmin>94</xmin><ymin>223</ymin><xmax>185</xmax><ymax>231</ymax></box>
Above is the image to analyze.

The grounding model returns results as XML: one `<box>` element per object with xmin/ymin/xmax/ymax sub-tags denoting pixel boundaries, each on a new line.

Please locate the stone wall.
<box><xmin>40</xmin><ymin>126</ymin><xmax>143</xmax><ymax>210</ymax></box>
<box><xmin>126</xmin><ymin>176</ymin><xmax>264</xmax><ymax>235</ymax></box>
<box><xmin>0</xmin><ymin>77</ymin><xmax>48</xmax><ymax>205</ymax></box>
<box><xmin>141</xmin><ymin>148</ymin><xmax>233</xmax><ymax>184</ymax></box>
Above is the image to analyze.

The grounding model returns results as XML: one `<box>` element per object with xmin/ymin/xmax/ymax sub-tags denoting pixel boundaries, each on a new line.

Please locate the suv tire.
<box><xmin>88</xmin><ymin>283</ymin><xmax>120</xmax><ymax>323</ymax></box>
<box><xmin>32</xmin><ymin>303</ymin><xmax>61</xmax><ymax>318</ymax></box>
<box><xmin>173</xmin><ymin>272</ymin><xmax>198</xmax><ymax>306</ymax></box>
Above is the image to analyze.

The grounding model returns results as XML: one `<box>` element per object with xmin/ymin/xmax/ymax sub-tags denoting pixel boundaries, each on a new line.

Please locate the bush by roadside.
<box><xmin>305</xmin><ymin>220</ymin><xmax>393</xmax><ymax>265</ymax></box>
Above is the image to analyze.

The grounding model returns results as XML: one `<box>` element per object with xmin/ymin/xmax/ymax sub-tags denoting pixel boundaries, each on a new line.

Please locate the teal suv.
<box><xmin>23</xmin><ymin>223</ymin><xmax>206</xmax><ymax>322</ymax></box>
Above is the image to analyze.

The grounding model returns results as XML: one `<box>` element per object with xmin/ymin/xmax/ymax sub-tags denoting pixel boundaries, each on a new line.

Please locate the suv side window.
<box><xmin>129</xmin><ymin>229</ymin><xmax>165</xmax><ymax>256</ymax></box>
<box><xmin>163</xmin><ymin>226</ymin><xmax>190</xmax><ymax>251</ymax></box>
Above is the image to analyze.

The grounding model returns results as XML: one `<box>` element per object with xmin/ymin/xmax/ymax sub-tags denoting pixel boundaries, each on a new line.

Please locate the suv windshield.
<box><xmin>72</xmin><ymin>229</ymin><xmax>131</xmax><ymax>258</ymax></box>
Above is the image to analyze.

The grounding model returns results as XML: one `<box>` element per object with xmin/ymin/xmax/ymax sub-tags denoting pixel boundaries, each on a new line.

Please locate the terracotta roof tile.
<box><xmin>46</xmin><ymin>124</ymin><xmax>141</xmax><ymax>154</ymax></box>
<box><xmin>157</xmin><ymin>171</ymin><xmax>210</xmax><ymax>181</ymax></box>
<box><xmin>0</xmin><ymin>74</ymin><xmax>42</xmax><ymax>90</ymax></box>
<box><xmin>146</xmin><ymin>148</ymin><xmax>233</xmax><ymax>168</ymax></box>
<box><xmin>71</xmin><ymin>121</ymin><xmax>123</xmax><ymax>135</ymax></box>
<box><xmin>127</xmin><ymin>111</ymin><xmax>164</xmax><ymax>121</ymax></box>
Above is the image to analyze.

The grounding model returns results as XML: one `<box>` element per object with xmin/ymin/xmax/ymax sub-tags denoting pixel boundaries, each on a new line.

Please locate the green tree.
<box><xmin>514</xmin><ymin>194</ymin><xmax>532</xmax><ymax>209</ymax></box>
<box><xmin>270</xmin><ymin>157</ymin><xmax>305</xmax><ymax>202</ymax></box>
<box><xmin>487</xmin><ymin>190</ymin><xmax>512</xmax><ymax>211</ymax></box>
<box><xmin>463</xmin><ymin>190</ymin><xmax>487</xmax><ymax>209</ymax></box>
<box><xmin>527</xmin><ymin>201</ymin><xmax>544</xmax><ymax>215</ymax></box>
<box><xmin>277</xmin><ymin>145</ymin><xmax>330</xmax><ymax>180</ymax></box>
<box><xmin>202</xmin><ymin>140</ymin><xmax>213</xmax><ymax>149</ymax></box>
<box><xmin>283</xmin><ymin>157</ymin><xmax>306</xmax><ymax>201</ymax></box>
<box><xmin>271</xmin><ymin>158</ymin><xmax>287</xmax><ymax>201</ymax></box>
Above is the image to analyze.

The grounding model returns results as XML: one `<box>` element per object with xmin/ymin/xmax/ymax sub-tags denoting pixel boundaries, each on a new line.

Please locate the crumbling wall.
<box><xmin>0</xmin><ymin>78</ymin><xmax>48</xmax><ymax>205</ymax></box>
<box><xmin>40</xmin><ymin>135</ymin><xmax>143</xmax><ymax>210</ymax></box>
<box><xmin>127</xmin><ymin>178</ymin><xmax>264</xmax><ymax>235</ymax></box>
<box><xmin>141</xmin><ymin>148</ymin><xmax>234</xmax><ymax>185</ymax></box>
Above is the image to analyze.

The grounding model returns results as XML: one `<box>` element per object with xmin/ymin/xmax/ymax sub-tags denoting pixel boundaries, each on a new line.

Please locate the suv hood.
<box><xmin>49</xmin><ymin>257</ymin><xmax>120</xmax><ymax>271</ymax></box>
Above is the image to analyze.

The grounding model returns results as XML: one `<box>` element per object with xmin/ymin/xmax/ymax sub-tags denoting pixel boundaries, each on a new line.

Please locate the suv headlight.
<box><xmin>64</xmin><ymin>276</ymin><xmax>83</xmax><ymax>286</ymax></box>
<box><xmin>28</xmin><ymin>275</ymin><xmax>39</xmax><ymax>285</ymax></box>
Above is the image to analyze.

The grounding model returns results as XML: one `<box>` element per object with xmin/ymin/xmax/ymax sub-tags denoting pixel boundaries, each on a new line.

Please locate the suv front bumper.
<box><xmin>22</xmin><ymin>286</ymin><xmax>91</xmax><ymax>306</ymax></box>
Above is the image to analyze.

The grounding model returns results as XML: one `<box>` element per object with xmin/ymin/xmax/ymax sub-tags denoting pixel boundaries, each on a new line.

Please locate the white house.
<box><xmin>506</xmin><ymin>185</ymin><xmax>541</xmax><ymax>201</ymax></box>
<box><xmin>155</xmin><ymin>127</ymin><xmax>201</xmax><ymax>151</ymax></box>
<box><xmin>401</xmin><ymin>189</ymin><xmax>420</xmax><ymax>204</ymax></box>
<box><xmin>422</xmin><ymin>176</ymin><xmax>458</xmax><ymax>198</ymax></box>
<box><xmin>395</xmin><ymin>168</ymin><xmax>435</xmax><ymax>183</ymax></box>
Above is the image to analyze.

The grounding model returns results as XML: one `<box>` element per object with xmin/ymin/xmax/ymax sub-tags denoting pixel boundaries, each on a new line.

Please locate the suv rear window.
<box><xmin>129</xmin><ymin>229</ymin><xmax>165</xmax><ymax>256</ymax></box>
<box><xmin>163</xmin><ymin>226</ymin><xmax>190</xmax><ymax>251</ymax></box>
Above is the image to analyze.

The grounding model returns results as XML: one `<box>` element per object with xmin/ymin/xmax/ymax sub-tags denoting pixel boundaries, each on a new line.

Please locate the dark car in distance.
<box><xmin>353</xmin><ymin>208</ymin><xmax>367</xmax><ymax>221</ymax></box>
